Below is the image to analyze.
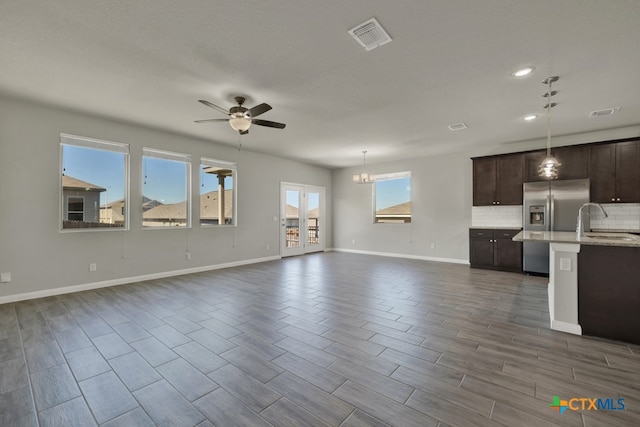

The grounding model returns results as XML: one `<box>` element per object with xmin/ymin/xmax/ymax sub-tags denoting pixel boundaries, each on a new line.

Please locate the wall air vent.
<box><xmin>589</xmin><ymin>107</ymin><xmax>620</xmax><ymax>118</ymax></box>
<box><xmin>348</xmin><ymin>18</ymin><xmax>392</xmax><ymax>51</ymax></box>
<box><xmin>448</xmin><ymin>122</ymin><xmax>468</xmax><ymax>131</ymax></box>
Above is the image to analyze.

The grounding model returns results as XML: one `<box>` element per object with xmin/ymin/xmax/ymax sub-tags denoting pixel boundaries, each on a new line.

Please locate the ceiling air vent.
<box><xmin>348</xmin><ymin>18</ymin><xmax>392</xmax><ymax>51</ymax></box>
<box><xmin>589</xmin><ymin>107</ymin><xmax>620</xmax><ymax>118</ymax></box>
<box><xmin>448</xmin><ymin>122</ymin><xmax>468</xmax><ymax>131</ymax></box>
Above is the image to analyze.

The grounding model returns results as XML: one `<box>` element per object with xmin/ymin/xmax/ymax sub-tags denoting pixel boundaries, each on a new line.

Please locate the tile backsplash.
<box><xmin>472</xmin><ymin>203</ymin><xmax>640</xmax><ymax>231</ymax></box>
<box><xmin>590</xmin><ymin>203</ymin><xmax>640</xmax><ymax>231</ymax></box>
<box><xmin>472</xmin><ymin>206</ymin><xmax>522</xmax><ymax>228</ymax></box>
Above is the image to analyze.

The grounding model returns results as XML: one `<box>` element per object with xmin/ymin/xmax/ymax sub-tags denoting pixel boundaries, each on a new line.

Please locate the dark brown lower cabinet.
<box><xmin>578</xmin><ymin>245</ymin><xmax>640</xmax><ymax>344</ymax></box>
<box><xmin>469</xmin><ymin>229</ymin><xmax>522</xmax><ymax>272</ymax></box>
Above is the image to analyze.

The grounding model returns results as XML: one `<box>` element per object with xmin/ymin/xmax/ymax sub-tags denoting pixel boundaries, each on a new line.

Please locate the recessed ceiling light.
<box><xmin>523</xmin><ymin>114</ymin><xmax>538</xmax><ymax>121</ymax></box>
<box><xmin>512</xmin><ymin>66</ymin><xmax>535</xmax><ymax>78</ymax></box>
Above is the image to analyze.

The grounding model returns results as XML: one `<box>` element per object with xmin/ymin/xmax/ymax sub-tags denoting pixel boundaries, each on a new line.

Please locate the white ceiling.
<box><xmin>2</xmin><ymin>0</ymin><xmax>639</xmax><ymax>168</ymax></box>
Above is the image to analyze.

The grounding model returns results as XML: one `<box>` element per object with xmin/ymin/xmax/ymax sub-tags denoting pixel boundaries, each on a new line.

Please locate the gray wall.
<box><xmin>332</xmin><ymin>152</ymin><xmax>473</xmax><ymax>263</ymax></box>
<box><xmin>0</xmin><ymin>95</ymin><xmax>332</xmax><ymax>300</ymax></box>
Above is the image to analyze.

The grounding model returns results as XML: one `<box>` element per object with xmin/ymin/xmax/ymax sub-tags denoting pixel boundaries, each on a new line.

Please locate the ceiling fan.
<box><xmin>195</xmin><ymin>96</ymin><xmax>286</xmax><ymax>135</ymax></box>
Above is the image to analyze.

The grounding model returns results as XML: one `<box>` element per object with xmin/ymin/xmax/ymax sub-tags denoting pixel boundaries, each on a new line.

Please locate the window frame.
<box><xmin>59</xmin><ymin>133</ymin><xmax>130</xmax><ymax>232</ymax></box>
<box><xmin>372</xmin><ymin>170</ymin><xmax>412</xmax><ymax>224</ymax></box>
<box><xmin>199</xmin><ymin>157</ymin><xmax>238</xmax><ymax>227</ymax></box>
<box><xmin>142</xmin><ymin>147</ymin><xmax>192</xmax><ymax>229</ymax></box>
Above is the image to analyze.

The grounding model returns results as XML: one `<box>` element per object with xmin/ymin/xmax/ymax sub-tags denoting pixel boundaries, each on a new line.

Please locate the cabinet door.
<box><xmin>473</xmin><ymin>157</ymin><xmax>497</xmax><ymax>206</ymax></box>
<box><xmin>470</xmin><ymin>238</ymin><xmax>494</xmax><ymax>267</ymax></box>
<box><xmin>615</xmin><ymin>141</ymin><xmax>640</xmax><ymax>203</ymax></box>
<box><xmin>494</xmin><ymin>238</ymin><xmax>522</xmax><ymax>271</ymax></box>
<box><xmin>589</xmin><ymin>144</ymin><xmax>616</xmax><ymax>203</ymax></box>
<box><xmin>524</xmin><ymin>150</ymin><xmax>547</xmax><ymax>182</ymax></box>
<box><xmin>554</xmin><ymin>145</ymin><xmax>590</xmax><ymax>180</ymax></box>
<box><xmin>496</xmin><ymin>154</ymin><xmax>524</xmax><ymax>205</ymax></box>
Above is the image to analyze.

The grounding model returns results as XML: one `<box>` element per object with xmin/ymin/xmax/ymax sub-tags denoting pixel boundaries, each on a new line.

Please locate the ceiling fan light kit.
<box><xmin>196</xmin><ymin>96</ymin><xmax>286</xmax><ymax>135</ymax></box>
<box><xmin>229</xmin><ymin>115</ymin><xmax>251</xmax><ymax>132</ymax></box>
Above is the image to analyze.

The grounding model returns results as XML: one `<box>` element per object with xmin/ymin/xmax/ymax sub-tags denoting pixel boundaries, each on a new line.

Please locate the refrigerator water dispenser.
<box><xmin>529</xmin><ymin>206</ymin><xmax>545</xmax><ymax>225</ymax></box>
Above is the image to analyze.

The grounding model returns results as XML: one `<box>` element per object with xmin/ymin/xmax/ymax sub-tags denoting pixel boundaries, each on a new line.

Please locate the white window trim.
<box><xmin>59</xmin><ymin>133</ymin><xmax>130</xmax><ymax>232</ymax></box>
<box><xmin>200</xmin><ymin>157</ymin><xmax>238</xmax><ymax>227</ymax></box>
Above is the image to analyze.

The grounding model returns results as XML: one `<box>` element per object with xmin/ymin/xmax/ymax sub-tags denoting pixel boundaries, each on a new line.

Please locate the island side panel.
<box><xmin>578</xmin><ymin>245</ymin><xmax>640</xmax><ymax>344</ymax></box>
<box><xmin>549</xmin><ymin>243</ymin><xmax>581</xmax><ymax>335</ymax></box>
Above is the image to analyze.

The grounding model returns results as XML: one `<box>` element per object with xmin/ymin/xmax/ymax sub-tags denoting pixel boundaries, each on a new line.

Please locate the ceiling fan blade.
<box><xmin>198</xmin><ymin>100</ymin><xmax>229</xmax><ymax>115</ymax></box>
<box><xmin>248</xmin><ymin>103</ymin><xmax>272</xmax><ymax>117</ymax></box>
<box><xmin>194</xmin><ymin>118</ymin><xmax>229</xmax><ymax>123</ymax></box>
<box><xmin>252</xmin><ymin>119</ymin><xmax>286</xmax><ymax>129</ymax></box>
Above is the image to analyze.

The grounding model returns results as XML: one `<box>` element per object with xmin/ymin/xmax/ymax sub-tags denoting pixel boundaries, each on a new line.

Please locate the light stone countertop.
<box><xmin>513</xmin><ymin>230</ymin><xmax>640</xmax><ymax>247</ymax></box>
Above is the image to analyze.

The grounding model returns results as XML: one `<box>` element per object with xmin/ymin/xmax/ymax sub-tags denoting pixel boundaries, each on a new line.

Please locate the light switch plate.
<box><xmin>0</xmin><ymin>272</ymin><xmax>11</xmax><ymax>283</ymax></box>
<box><xmin>559</xmin><ymin>258</ymin><xmax>572</xmax><ymax>271</ymax></box>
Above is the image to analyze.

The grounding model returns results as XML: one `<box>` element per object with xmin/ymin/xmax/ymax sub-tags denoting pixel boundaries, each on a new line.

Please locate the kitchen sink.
<box><xmin>585</xmin><ymin>233</ymin><xmax>638</xmax><ymax>241</ymax></box>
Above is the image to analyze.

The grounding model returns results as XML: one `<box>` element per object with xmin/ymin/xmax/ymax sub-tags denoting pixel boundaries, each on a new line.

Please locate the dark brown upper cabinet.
<box><xmin>590</xmin><ymin>141</ymin><xmax>640</xmax><ymax>203</ymax></box>
<box><xmin>554</xmin><ymin>145</ymin><xmax>590</xmax><ymax>180</ymax></box>
<box><xmin>525</xmin><ymin>145</ymin><xmax>589</xmax><ymax>182</ymax></box>
<box><xmin>473</xmin><ymin>154</ymin><xmax>524</xmax><ymax>206</ymax></box>
<box><xmin>524</xmin><ymin>149</ymin><xmax>547</xmax><ymax>182</ymax></box>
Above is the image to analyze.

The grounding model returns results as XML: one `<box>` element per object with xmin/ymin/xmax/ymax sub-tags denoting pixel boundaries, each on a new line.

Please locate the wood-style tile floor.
<box><xmin>1</xmin><ymin>252</ymin><xmax>639</xmax><ymax>426</ymax></box>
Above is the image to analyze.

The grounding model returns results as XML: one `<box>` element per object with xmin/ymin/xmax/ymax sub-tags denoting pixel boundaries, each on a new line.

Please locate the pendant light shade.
<box><xmin>353</xmin><ymin>150</ymin><xmax>375</xmax><ymax>184</ymax></box>
<box><xmin>539</xmin><ymin>76</ymin><xmax>561</xmax><ymax>179</ymax></box>
<box><xmin>538</xmin><ymin>155</ymin><xmax>562</xmax><ymax>179</ymax></box>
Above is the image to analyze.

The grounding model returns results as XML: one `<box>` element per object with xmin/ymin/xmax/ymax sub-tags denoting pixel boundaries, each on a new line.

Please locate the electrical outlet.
<box><xmin>0</xmin><ymin>273</ymin><xmax>11</xmax><ymax>283</ymax></box>
<box><xmin>265</xmin><ymin>244</ymin><xmax>270</xmax><ymax>251</ymax></box>
<box><xmin>559</xmin><ymin>258</ymin><xmax>572</xmax><ymax>271</ymax></box>
<box><xmin>430</xmin><ymin>243</ymin><xmax>436</xmax><ymax>249</ymax></box>
<box><xmin>89</xmin><ymin>263</ymin><xmax>97</xmax><ymax>272</ymax></box>
<box><xmin>352</xmin><ymin>239</ymin><xmax>356</xmax><ymax>245</ymax></box>
<box><xmin>185</xmin><ymin>251</ymin><xmax>191</xmax><ymax>260</ymax></box>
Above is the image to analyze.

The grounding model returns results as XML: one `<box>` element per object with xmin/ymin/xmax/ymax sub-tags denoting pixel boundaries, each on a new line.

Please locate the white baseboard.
<box><xmin>550</xmin><ymin>319</ymin><xmax>582</xmax><ymax>336</ymax></box>
<box><xmin>329</xmin><ymin>248</ymin><xmax>469</xmax><ymax>265</ymax></box>
<box><xmin>0</xmin><ymin>255</ymin><xmax>281</xmax><ymax>305</ymax></box>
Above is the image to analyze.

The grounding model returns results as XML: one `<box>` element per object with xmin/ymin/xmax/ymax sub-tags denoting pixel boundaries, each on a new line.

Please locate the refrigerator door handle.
<box><xmin>547</xmin><ymin>194</ymin><xmax>554</xmax><ymax>232</ymax></box>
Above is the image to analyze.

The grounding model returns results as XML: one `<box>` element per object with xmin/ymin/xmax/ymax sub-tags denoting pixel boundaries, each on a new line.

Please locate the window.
<box><xmin>67</xmin><ymin>197</ymin><xmax>84</xmax><ymax>221</ymax></box>
<box><xmin>60</xmin><ymin>134</ymin><xmax>129</xmax><ymax>230</ymax></box>
<box><xmin>374</xmin><ymin>171</ymin><xmax>412</xmax><ymax>223</ymax></box>
<box><xmin>142</xmin><ymin>148</ymin><xmax>191</xmax><ymax>228</ymax></box>
<box><xmin>200</xmin><ymin>158</ymin><xmax>237</xmax><ymax>226</ymax></box>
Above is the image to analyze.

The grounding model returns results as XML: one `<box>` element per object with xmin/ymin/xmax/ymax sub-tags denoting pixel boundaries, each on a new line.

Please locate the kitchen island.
<box><xmin>513</xmin><ymin>230</ymin><xmax>640</xmax><ymax>344</ymax></box>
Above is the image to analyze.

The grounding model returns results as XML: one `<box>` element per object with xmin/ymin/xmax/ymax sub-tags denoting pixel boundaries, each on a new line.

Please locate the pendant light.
<box><xmin>353</xmin><ymin>150</ymin><xmax>375</xmax><ymax>184</ymax></box>
<box><xmin>538</xmin><ymin>76</ymin><xmax>562</xmax><ymax>179</ymax></box>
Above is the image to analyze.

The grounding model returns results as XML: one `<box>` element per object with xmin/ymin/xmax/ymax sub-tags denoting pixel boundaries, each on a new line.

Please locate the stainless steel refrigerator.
<box><xmin>522</xmin><ymin>179</ymin><xmax>590</xmax><ymax>274</ymax></box>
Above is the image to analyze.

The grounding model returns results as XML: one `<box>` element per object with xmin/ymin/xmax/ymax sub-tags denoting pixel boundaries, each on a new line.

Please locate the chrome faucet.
<box><xmin>576</xmin><ymin>202</ymin><xmax>608</xmax><ymax>237</ymax></box>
